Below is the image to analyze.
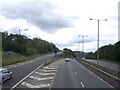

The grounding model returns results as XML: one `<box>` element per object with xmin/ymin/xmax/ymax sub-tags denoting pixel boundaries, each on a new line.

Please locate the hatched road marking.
<box><xmin>29</xmin><ymin>75</ymin><xmax>53</xmax><ymax>81</ymax></box>
<box><xmin>10</xmin><ymin>59</ymin><xmax>64</xmax><ymax>89</ymax></box>
<box><xmin>35</xmin><ymin>71</ymin><xmax>55</xmax><ymax>75</ymax></box>
<box><xmin>75</xmin><ymin>72</ymin><xmax>77</xmax><ymax>75</ymax></box>
<box><xmin>39</xmin><ymin>69</ymin><xmax>57</xmax><ymax>72</ymax></box>
<box><xmin>81</xmin><ymin>82</ymin><xmax>85</xmax><ymax>87</ymax></box>
<box><xmin>21</xmin><ymin>82</ymin><xmax>50</xmax><ymax>88</ymax></box>
<box><xmin>43</xmin><ymin>67</ymin><xmax>56</xmax><ymax>70</ymax></box>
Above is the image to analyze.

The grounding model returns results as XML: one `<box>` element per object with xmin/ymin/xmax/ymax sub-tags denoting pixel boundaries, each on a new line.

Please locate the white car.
<box><xmin>0</xmin><ymin>68</ymin><xmax>12</xmax><ymax>83</ymax></box>
<box><xmin>65</xmin><ymin>58</ymin><xmax>70</xmax><ymax>62</ymax></box>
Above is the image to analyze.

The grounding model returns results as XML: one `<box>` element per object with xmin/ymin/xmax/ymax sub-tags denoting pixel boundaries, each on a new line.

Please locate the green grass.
<box><xmin>45</xmin><ymin>57</ymin><xmax>63</xmax><ymax>66</ymax></box>
<box><xmin>1</xmin><ymin>52</ymin><xmax>53</xmax><ymax>66</ymax></box>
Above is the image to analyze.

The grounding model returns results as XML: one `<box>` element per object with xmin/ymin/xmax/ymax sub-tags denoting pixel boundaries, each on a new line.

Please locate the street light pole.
<box><xmin>97</xmin><ymin>20</ymin><xmax>99</xmax><ymax>63</ymax></box>
<box><xmin>90</xmin><ymin>18</ymin><xmax>107</xmax><ymax>68</ymax></box>
<box><xmin>78</xmin><ymin>35</ymin><xmax>81</xmax><ymax>52</ymax></box>
<box><xmin>19</xmin><ymin>29</ymin><xmax>28</xmax><ymax>35</ymax></box>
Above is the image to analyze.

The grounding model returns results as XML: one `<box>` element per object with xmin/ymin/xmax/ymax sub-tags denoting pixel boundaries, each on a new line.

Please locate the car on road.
<box><xmin>0</xmin><ymin>68</ymin><xmax>12</xmax><ymax>83</ymax></box>
<box><xmin>65</xmin><ymin>58</ymin><xmax>70</xmax><ymax>62</ymax></box>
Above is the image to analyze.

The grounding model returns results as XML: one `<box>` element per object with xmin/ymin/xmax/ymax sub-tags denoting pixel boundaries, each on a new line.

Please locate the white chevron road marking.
<box><xmin>21</xmin><ymin>82</ymin><xmax>50</xmax><ymax>88</ymax></box>
<box><xmin>29</xmin><ymin>75</ymin><xmax>53</xmax><ymax>81</ymax></box>
<box><xmin>35</xmin><ymin>71</ymin><xmax>55</xmax><ymax>75</ymax></box>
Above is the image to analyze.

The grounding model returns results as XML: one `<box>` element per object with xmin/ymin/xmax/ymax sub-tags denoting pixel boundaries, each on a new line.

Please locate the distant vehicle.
<box><xmin>65</xmin><ymin>58</ymin><xmax>70</xmax><ymax>62</ymax></box>
<box><xmin>0</xmin><ymin>68</ymin><xmax>12</xmax><ymax>83</ymax></box>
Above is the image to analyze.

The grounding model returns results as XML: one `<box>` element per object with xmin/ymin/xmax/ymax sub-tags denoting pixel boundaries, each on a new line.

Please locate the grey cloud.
<box><xmin>55</xmin><ymin>42</ymin><xmax>76</xmax><ymax>48</ymax></box>
<box><xmin>72</xmin><ymin>35</ymin><xmax>95</xmax><ymax>43</ymax></box>
<box><xmin>55</xmin><ymin>36</ymin><xmax>95</xmax><ymax>49</ymax></box>
<box><xmin>0</xmin><ymin>0</ymin><xmax>74</xmax><ymax>33</ymax></box>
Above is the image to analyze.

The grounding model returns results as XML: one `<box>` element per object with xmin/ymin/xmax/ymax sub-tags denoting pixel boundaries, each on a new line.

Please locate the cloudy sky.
<box><xmin>0</xmin><ymin>0</ymin><xmax>119</xmax><ymax>52</ymax></box>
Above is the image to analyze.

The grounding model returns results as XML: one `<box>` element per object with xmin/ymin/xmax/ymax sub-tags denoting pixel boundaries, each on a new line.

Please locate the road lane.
<box><xmin>70</xmin><ymin>59</ymin><xmax>113</xmax><ymax>88</ymax></box>
<box><xmin>11</xmin><ymin>59</ymin><xmax>63</xmax><ymax>89</ymax></box>
<box><xmin>52</xmin><ymin>58</ymin><xmax>113</xmax><ymax>88</ymax></box>
<box><xmin>52</xmin><ymin>59</ymin><xmax>82</xmax><ymax>88</ymax></box>
<box><xmin>2</xmin><ymin>54</ymin><xmax>53</xmax><ymax>88</ymax></box>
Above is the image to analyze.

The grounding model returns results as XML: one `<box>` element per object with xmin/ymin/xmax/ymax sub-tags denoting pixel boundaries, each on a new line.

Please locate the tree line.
<box><xmin>2</xmin><ymin>31</ymin><xmax>59</xmax><ymax>56</ymax></box>
<box><xmin>86</xmin><ymin>41</ymin><xmax>120</xmax><ymax>62</ymax></box>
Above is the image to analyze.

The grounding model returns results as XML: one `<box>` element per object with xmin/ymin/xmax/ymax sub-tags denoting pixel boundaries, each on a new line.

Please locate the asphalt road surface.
<box><xmin>84</xmin><ymin>59</ymin><xmax>120</xmax><ymax>72</ymax></box>
<box><xmin>9</xmin><ymin>58</ymin><xmax>113</xmax><ymax>89</ymax></box>
<box><xmin>52</xmin><ymin>58</ymin><xmax>113</xmax><ymax>88</ymax></box>
<box><xmin>2</xmin><ymin>54</ymin><xmax>53</xmax><ymax>89</ymax></box>
<box><xmin>11</xmin><ymin>59</ymin><xmax>63</xmax><ymax>89</ymax></box>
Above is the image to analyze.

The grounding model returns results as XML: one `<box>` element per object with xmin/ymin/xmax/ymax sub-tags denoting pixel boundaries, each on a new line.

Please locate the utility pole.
<box><xmin>90</xmin><ymin>18</ymin><xmax>107</xmax><ymax>69</ymax></box>
<box><xmin>79</xmin><ymin>35</ymin><xmax>88</xmax><ymax>53</ymax></box>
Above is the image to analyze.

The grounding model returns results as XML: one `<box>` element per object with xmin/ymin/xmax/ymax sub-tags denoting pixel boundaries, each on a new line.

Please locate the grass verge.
<box><xmin>45</xmin><ymin>56</ymin><xmax>63</xmax><ymax>66</ymax></box>
<box><xmin>2</xmin><ymin>52</ymin><xmax>53</xmax><ymax>66</ymax></box>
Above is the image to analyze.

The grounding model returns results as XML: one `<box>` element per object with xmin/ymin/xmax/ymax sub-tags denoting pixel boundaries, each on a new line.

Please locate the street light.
<box><xmin>90</xmin><ymin>18</ymin><xmax>107</xmax><ymax>68</ymax></box>
<box><xmin>19</xmin><ymin>29</ymin><xmax>28</xmax><ymax>35</ymax></box>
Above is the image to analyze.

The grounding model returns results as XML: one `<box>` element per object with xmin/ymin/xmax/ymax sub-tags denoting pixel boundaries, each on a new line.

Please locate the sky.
<box><xmin>0</xmin><ymin>0</ymin><xmax>119</xmax><ymax>52</ymax></box>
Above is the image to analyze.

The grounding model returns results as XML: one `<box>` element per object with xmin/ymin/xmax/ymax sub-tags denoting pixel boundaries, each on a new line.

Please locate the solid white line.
<box><xmin>76</xmin><ymin>61</ymin><xmax>114</xmax><ymax>88</ymax></box>
<box><xmin>49</xmin><ymin>73</ymin><xmax>57</xmax><ymax>88</ymax></box>
<box><xmin>81</xmin><ymin>82</ymin><xmax>85</xmax><ymax>87</ymax></box>
<box><xmin>21</xmin><ymin>82</ymin><xmax>35</xmax><ymax>88</ymax></box>
<box><xmin>10</xmin><ymin>63</ymin><xmax>44</xmax><ymax>90</ymax></box>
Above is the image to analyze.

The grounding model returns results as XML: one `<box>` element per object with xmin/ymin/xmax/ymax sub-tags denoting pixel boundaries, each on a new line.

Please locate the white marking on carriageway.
<box><xmin>43</xmin><ymin>67</ymin><xmax>57</xmax><ymax>70</ymax></box>
<box><xmin>39</xmin><ymin>69</ymin><xmax>57</xmax><ymax>72</ymax></box>
<box><xmin>29</xmin><ymin>75</ymin><xmax>53</xmax><ymax>81</ymax></box>
<box><xmin>21</xmin><ymin>82</ymin><xmax>50</xmax><ymax>88</ymax></box>
<box><xmin>35</xmin><ymin>71</ymin><xmax>55</xmax><ymax>75</ymax></box>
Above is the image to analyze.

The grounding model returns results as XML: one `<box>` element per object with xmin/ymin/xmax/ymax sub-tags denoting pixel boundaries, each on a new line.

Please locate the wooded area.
<box><xmin>2</xmin><ymin>31</ymin><xmax>59</xmax><ymax>56</ymax></box>
<box><xmin>86</xmin><ymin>41</ymin><xmax>120</xmax><ymax>62</ymax></box>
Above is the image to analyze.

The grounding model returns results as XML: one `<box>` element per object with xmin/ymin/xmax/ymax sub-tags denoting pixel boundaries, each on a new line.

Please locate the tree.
<box><xmin>63</xmin><ymin>48</ymin><xmax>73</xmax><ymax>58</ymax></box>
<box><xmin>2</xmin><ymin>32</ymin><xmax>59</xmax><ymax>56</ymax></box>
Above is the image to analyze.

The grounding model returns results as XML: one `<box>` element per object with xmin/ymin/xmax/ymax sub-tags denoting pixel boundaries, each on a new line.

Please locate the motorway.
<box><xmin>2</xmin><ymin>54</ymin><xmax>53</xmax><ymax>89</ymax></box>
<box><xmin>52</xmin><ymin>59</ymin><xmax>112</xmax><ymax>88</ymax></box>
<box><xmin>8</xmin><ymin>58</ymin><xmax>113</xmax><ymax>89</ymax></box>
<box><xmin>84</xmin><ymin>59</ymin><xmax>120</xmax><ymax>72</ymax></box>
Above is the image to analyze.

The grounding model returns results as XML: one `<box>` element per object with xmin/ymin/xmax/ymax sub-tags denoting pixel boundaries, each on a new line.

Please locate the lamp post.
<box><xmin>19</xmin><ymin>29</ymin><xmax>28</xmax><ymax>35</ymax></box>
<box><xmin>90</xmin><ymin>18</ymin><xmax>107</xmax><ymax>68</ymax></box>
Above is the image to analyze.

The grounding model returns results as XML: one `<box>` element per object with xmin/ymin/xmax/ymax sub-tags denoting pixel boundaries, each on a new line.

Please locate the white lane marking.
<box><xmin>35</xmin><ymin>71</ymin><xmax>55</xmax><ymax>75</ymax></box>
<box><xmin>49</xmin><ymin>73</ymin><xmax>57</xmax><ymax>88</ymax></box>
<box><xmin>10</xmin><ymin>64</ymin><xmax>44</xmax><ymax>90</ymax></box>
<box><xmin>39</xmin><ymin>69</ymin><xmax>57</xmax><ymax>72</ymax></box>
<box><xmin>21</xmin><ymin>82</ymin><xmax>50</xmax><ymax>88</ymax></box>
<box><xmin>81</xmin><ymin>82</ymin><xmax>85</xmax><ymax>87</ymax></box>
<box><xmin>75</xmin><ymin>72</ymin><xmax>77</xmax><ymax>75</ymax></box>
<box><xmin>75</xmin><ymin>60</ymin><xmax>114</xmax><ymax>88</ymax></box>
<box><xmin>29</xmin><ymin>75</ymin><xmax>53</xmax><ymax>81</ymax></box>
<box><xmin>43</xmin><ymin>67</ymin><xmax>56</xmax><ymax>70</ymax></box>
<box><xmin>21</xmin><ymin>82</ymin><xmax>34</xmax><ymax>88</ymax></box>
